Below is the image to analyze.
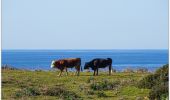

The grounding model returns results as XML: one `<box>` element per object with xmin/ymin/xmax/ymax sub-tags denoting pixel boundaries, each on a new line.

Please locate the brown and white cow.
<box><xmin>51</xmin><ymin>58</ymin><xmax>81</xmax><ymax>76</ymax></box>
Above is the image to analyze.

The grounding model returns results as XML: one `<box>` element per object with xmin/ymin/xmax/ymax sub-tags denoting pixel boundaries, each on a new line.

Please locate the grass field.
<box><xmin>2</xmin><ymin>69</ymin><xmax>151</xmax><ymax>100</ymax></box>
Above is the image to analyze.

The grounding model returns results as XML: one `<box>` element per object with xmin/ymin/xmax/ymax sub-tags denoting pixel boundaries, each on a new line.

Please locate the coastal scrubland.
<box><xmin>2</xmin><ymin>65</ymin><xmax>168</xmax><ymax>100</ymax></box>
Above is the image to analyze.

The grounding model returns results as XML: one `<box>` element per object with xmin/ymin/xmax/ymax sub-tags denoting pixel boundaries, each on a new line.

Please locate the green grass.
<box><xmin>2</xmin><ymin>69</ymin><xmax>150</xmax><ymax>100</ymax></box>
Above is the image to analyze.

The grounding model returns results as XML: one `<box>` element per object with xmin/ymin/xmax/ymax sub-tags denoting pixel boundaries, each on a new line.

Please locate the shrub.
<box><xmin>90</xmin><ymin>83</ymin><xmax>99</xmax><ymax>90</ymax></box>
<box><xmin>137</xmin><ymin>64</ymin><xmax>169</xmax><ymax>100</ymax></box>
<box><xmin>79</xmin><ymin>84</ymin><xmax>85</xmax><ymax>91</ymax></box>
<box><xmin>97</xmin><ymin>91</ymin><xmax>107</xmax><ymax>97</ymax></box>
<box><xmin>87</xmin><ymin>77</ymin><xmax>95</xmax><ymax>83</ymax></box>
<box><xmin>135</xmin><ymin>96</ymin><xmax>144</xmax><ymax>100</ymax></box>
<box><xmin>112</xmin><ymin>68</ymin><xmax>117</xmax><ymax>73</ymax></box>
<box><xmin>160</xmin><ymin>93</ymin><xmax>168</xmax><ymax>100</ymax></box>
<box><xmin>90</xmin><ymin>79</ymin><xmax>120</xmax><ymax>91</ymax></box>
<box><xmin>137</xmin><ymin>74</ymin><xmax>159</xmax><ymax>89</ymax></box>
<box><xmin>2</xmin><ymin>65</ymin><xmax>19</xmax><ymax>70</ymax></box>
<box><xmin>2</xmin><ymin>77</ymin><xmax>15</xmax><ymax>85</ymax></box>
<box><xmin>149</xmin><ymin>82</ymin><xmax>168</xmax><ymax>100</ymax></box>
<box><xmin>86</xmin><ymin>90</ymin><xmax>95</xmax><ymax>95</ymax></box>
<box><xmin>136</xmin><ymin>68</ymin><xmax>148</xmax><ymax>73</ymax></box>
<box><xmin>15</xmin><ymin>85</ymin><xmax>82</xmax><ymax>99</ymax></box>
<box><xmin>155</xmin><ymin>64</ymin><xmax>168</xmax><ymax>82</ymax></box>
<box><xmin>42</xmin><ymin>85</ymin><xmax>81</xmax><ymax>100</ymax></box>
<box><xmin>123</xmin><ymin>68</ymin><xmax>134</xmax><ymax>73</ymax></box>
<box><xmin>118</xmin><ymin>97</ymin><xmax>128</xmax><ymax>100</ymax></box>
<box><xmin>137</xmin><ymin>64</ymin><xmax>168</xmax><ymax>89</ymax></box>
<box><xmin>15</xmin><ymin>87</ymin><xmax>40</xmax><ymax>97</ymax></box>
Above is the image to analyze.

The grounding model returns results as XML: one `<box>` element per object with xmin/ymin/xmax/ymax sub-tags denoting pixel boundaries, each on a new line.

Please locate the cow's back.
<box><xmin>93</xmin><ymin>58</ymin><xmax>112</xmax><ymax>67</ymax></box>
<box><xmin>65</xmin><ymin>58</ymin><xmax>81</xmax><ymax>67</ymax></box>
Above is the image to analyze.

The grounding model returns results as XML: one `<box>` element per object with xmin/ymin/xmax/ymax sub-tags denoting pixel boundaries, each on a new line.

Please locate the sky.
<box><xmin>2</xmin><ymin>0</ymin><xmax>168</xmax><ymax>50</ymax></box>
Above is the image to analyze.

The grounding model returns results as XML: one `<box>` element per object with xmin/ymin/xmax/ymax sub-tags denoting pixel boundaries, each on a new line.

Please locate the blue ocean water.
<box><xmin>2</xmin><ymin>50</ymin><xmax>169</xmax><ymax>71</ymax></box>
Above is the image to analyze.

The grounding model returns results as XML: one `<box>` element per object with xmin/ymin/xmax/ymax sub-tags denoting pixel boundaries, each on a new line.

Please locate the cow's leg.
<box><xmin>96</xmin><ymin>68</ymin><xmax>99</xmax><ymax>76</ymax></box>
<box><xmin>65</xmin><ymin>67</ymin><xmax>68</xmax><ymax>76</ymax></box>
<box><xmin>74</xmin><ymin>71</ymin><xmax>77</xmax><ymax>76</ymax></box>
<box><xmin>93</xmin><ymin>69</ymin><xmax>96</xmax><ymax>76</ymax></box>
<box><xmin>74</xmin><ymin>66</ymin><xmax>77</xmax><ymax>76</ymax></box>
<box><xmin>77</xmin><ymin>66</ymin><xmax>80</xmax><ymax>76</ymax></box>
<box><xmin>109</xmin><ymin>64</ymin><xmax>112</xmax><ymax>75</ymax></box>
<box><xmin>74</xmin><ymin>68</ymin><xmax>78</xmax><ymax>76</ymax></box>
<box><xmin>58</xmin><ymin>69</ymin><xmax>63</xmax><ymax>77</ymax></box>
<box><xmin>75</xmin><ymin>66</ymin><xmax>80</xmax><ymax>76</ymax></box>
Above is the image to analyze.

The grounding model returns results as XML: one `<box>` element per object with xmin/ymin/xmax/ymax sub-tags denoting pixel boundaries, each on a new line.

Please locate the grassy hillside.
<box><xmin>2</xmin><ymin>69</ymin><xmax>150</xmax><ymax>100</ymax></box>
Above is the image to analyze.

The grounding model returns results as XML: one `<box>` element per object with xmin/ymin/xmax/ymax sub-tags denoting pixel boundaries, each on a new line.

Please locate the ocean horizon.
<box><xmin>2</xmin><ymin>49</ymin><xmax>168</xmax><ymax>72</ymax></box>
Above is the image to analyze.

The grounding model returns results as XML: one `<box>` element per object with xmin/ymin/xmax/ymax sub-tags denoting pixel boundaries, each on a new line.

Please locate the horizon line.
<box><xmin>1</xmin><ymin>49</ymin><xmax>169</xmax><ymax>51</ymax></box>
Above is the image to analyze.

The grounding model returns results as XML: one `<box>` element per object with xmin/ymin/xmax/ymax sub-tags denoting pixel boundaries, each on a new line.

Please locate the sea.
<box><xmin>2</xmin><ymin>50</ymin><xmax>169</xmax><ymax>72</ymax></box>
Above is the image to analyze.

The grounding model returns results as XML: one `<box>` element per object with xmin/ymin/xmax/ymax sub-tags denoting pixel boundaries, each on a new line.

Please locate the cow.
<box><xmin>51</xmin><ymin>58</ymin><xmax>81</xmax><ymax>76</ymax></box>
<box><xmin>84</xmin><ymin>58</ymin><xmax>112</xmax><ymax>76</ymax></box>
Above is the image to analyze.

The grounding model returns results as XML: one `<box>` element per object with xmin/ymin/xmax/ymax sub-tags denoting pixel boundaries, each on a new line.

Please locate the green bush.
<box><xmin>87</xmin><ymin>77</ymin><xmax>95</xmax><ymax>83</ymax></box>
<box><xmin>15</xmin><ymin>87</ymin><xmax>40</xmax><ymax>97</ymax></box>
<box><xmin>90</xmin><ymin>79</ymin><xmax>120</xmax><ymax>91</ymax></box>
<box><xmin>42</xmin><ymin>85</ymin><xmax>81</xmax><ymax>100</ymax></box>
<box><xmin>2</xmin><ymin>65</ymin><xmax>19</xmax><ymax>70</ymax></box>
<box><xmin>155</xmin><ymin>64</ymin><xmax>168</xmax><ymax>82</ymax></box>
<box><xmin>137</xmin><ymin>64</ymin><xmax>168</xmax><ymax>100</ymax></box>
<box><xmin>149</xmin><ymin>82</ymin><xmax>168</xmax><ymax>100</ymax></box>
<box><xmin>160</xmin><ymin>93</ymin><xmax>168</xmax><ymax>100</ymax></box>
<box><xmin>97</xmin><ymin>91</ymin><xmax>107</xmax><ymax>97</ymax></box>
<box><xmin>137</xmin><ymin>74</ymin><xmax>159</xmax><ymax>89</ymax></box>
<box><xmin>86</xmin><ymin>90</ymin><xmax>95</xmax><ymax>95</ymax></box>
<box><xmin>136</xmin><ymin>68</ymin><xmax>148</xmax><ymax>73</ymax></box>
<box><xmin>123</xmin><ymin>68</ymin><xmax>134</xmax><ymax>73</ymax></box>
<box><xmin>15</xmin><ymin>85</ymin><xmax>82</xmax><ymax>100</ymax></box>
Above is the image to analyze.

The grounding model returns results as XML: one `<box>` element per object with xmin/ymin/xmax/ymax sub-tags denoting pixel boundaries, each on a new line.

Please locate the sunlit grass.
<box><xmin>2</xmin><ymin>69</ymin><xmax>150</xmax><ymax>100</ymax></box>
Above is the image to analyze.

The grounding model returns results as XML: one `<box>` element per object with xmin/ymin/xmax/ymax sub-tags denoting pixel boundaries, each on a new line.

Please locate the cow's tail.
<box><xmin>107</xmin><ymin>58</ymin><xmax>112</xmax><ymax>75</ymax></box>
<box><xmin>78</xmin><ymin>58</ymin><xmax>82</xmax><ymax>72</ymax></box>
<box><xmin>109</xmin><ymin>65</ymin><xmax>112</xmax><ymax>75</ymax></box>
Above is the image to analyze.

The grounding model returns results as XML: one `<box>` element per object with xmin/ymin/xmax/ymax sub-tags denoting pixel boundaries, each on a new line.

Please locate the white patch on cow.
<box><xmin>50</xmin><ymin>60</ymin><xmax>55</xmax><ymax>68</ymax></box>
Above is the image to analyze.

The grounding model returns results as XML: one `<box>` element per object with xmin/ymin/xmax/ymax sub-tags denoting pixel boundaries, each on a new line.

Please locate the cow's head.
<box><xmin>50</xmin><ymin>60</ymin><xmax>56</xmax><ymax>68</ymax></box>
<box><xmin>84</xmin><ymin>62</ymin><xmax>90</xmax><ymax>69</ymax></box>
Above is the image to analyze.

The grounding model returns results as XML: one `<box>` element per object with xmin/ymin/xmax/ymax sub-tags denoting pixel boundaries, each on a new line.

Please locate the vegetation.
<box><xmin>137</xmin><ymin>64</ymin><xmax>168</xmax><ymax>100</ymax></box>
<box><xmin>2</xmin><ymin>65</ymin><xmax>167</xmax><ymax>100</ymax></box>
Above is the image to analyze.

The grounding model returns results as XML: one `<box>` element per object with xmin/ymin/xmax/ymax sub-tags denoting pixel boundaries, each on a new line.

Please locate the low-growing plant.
<box><xmin>135</xmin><ymin>96</ymin><xmax>144</xmax><ymax>100</ymax></box>
<box><xmin>79</xmin><ymin>84</ymin><xmax>85</xmax><ymax>91</ymax></box>
<box><xmin>120</xmin><ymin>79</ymin><xmax>135</xmax><ymax>86</ymax></box>
<box><xmin>2</xmin><ymin>77</ymin><xmax>15</xmax><ymax>85</ymax></box>
<box><xmin>149</xmin><ymin>82</ymin><xmax>168</xmax><ymax>100</ymax></box>
<box><xmin>136</xmin><ymin>68</ymin><xmax>148</xmax><ymax>73</ymax></box>
<box><xmin>137</xmin><ymin>64</ymin><xmax>169</xmax><ymax>100</ymax></box>
<box><xmin>112</xmin><ymin>68</ymin><xmax>117</xmax><ymax>73</ymax></box>
<box><xmin>2</xmin><ymin>65</ymin><xmax>19</xmax><ymax>70</ymax></box>
<box><xmin>160</xmin><ymin>93</ymin><xmax>168</xmax><ymax>100</ymax></box>
<box><xmin>97</xmin><ymin>91</ymin><xmax>107</xmax><ymax>97</ymax></box>
<box><xmin>87</xmin><ymin>77</ymin><xmax>95</xmax><ymax>83</ymax></box>
<box><xmin>15</xmin><ymin>85</ymin><xmax>82</xmax><ymax>100</ymax></box>
<box><xmin>86</xmin><ymin>90</ymin><xmax>95</xmax><ymax>95</ymax></box>
<box><xmin>90</xmin><ymin>79</ymin><xmax>120</xmax><ymax>91</ymax></box>
<box><xmin>42</xmin><ymin>85</ymin><xmax>82</xmax><ymax>100</ymax></box>
<box><xmin>15</xmin><ymin>87</ymin><xmax>40</xmax><ymax>97</ymax></box>
<box><xmin>137</xmin><ymin>74</ymin><xmax>158</xmax><ymax>89</ymax></box>
<box><xmin>123</xmin><ymin>68</ymin><xmax>134</xmax><ymax>73</ymax></box>
<box><xmin>118</xmin><ymin>96</ymin><xmax>128</xmax><ymax>100</ymax></box>
<box><xmin>137</xmin><ymin>64</ymin><xmax>168</xmax><ymax>89</ymax></box>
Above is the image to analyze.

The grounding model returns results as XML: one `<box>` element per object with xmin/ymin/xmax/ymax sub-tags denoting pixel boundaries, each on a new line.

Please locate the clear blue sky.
<box><xmin>2</xmin><ymin>0</ymin><xmax>168</xmax><ymax>50</ymax></box>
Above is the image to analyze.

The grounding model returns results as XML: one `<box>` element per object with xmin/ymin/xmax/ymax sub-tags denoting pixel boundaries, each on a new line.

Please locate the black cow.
<box><xmin>84</xmin><ymin>58</ymin><xmax>112</xmax><ymax>76</ymax></box>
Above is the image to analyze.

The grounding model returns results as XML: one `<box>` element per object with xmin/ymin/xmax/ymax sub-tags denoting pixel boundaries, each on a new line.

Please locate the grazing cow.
<box><xmin>51</xmin><ymin>58</ymin><xmax>81</xmax><ymax>76</ymax></box>
<box><xmin>84</xmin><ymin>58</ymin><xmax>112</xmax><ymax>76</ymax></box>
